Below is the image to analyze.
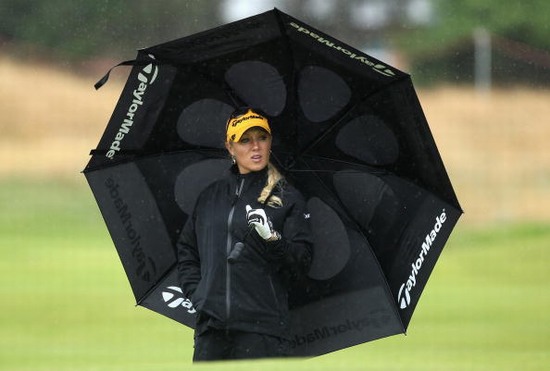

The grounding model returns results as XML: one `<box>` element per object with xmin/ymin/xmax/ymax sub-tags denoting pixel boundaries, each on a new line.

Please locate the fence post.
<box><xmin>474</xmin><ymin>27</ymin><xmax>492</xmax><ymax>95</ymax></box>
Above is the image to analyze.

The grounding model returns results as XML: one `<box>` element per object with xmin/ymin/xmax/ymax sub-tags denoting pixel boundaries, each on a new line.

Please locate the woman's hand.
<box><xmin>245</xmin><ymin>205</ymin><xmax>279</xmax><ymax>241</ymax></box>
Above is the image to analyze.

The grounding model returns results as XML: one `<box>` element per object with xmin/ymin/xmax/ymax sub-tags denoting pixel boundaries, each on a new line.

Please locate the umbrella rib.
<box><xmin>84</xmin><ymin>148</ymin><xmax>228</xmax><ymax>173</ymax></box>
<box><xmin>135</xmin><ymin>262</ymin><xmax>177</xmax><ymax>307</ymax></box>
<box><xmin>179</xmin><ymin>63</ymin><xmax>246</xmax><ymax>107</ymax></box>
<box><xmin>274</xmin><ymin>9</ymin><xmax>302</xmax><ymax>151</ymax></box>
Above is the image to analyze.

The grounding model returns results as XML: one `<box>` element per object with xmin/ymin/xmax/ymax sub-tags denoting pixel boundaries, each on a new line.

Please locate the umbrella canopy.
<box><xmin>84</xmin><ymin>9</ymin><xmax>462</xmax><ymax>357</ymax></box>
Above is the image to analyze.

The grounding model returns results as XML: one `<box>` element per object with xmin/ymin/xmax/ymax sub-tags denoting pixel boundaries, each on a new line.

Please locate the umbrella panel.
<box><xmin>85</xmin><ymin>162</ymin><xmax>175</xmax><ymax>301</ymax></box>
<box><xmin>85</xmin><ymin>152</ymin><xmax>228</xmax><ymax>301</ymax></box>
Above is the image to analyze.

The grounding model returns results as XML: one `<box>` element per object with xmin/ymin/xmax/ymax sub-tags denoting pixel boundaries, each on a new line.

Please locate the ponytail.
<box><xmin>258</xmin><ymin>162</ymin><xmax>284</xmax><ymax>207</ymax></box>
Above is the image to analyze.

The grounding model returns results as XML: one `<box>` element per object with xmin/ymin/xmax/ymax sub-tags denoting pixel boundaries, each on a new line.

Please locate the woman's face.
<box><xmin>226</xmin><ymin>127</ymin><xmax>272</xmax><ymax>174</ymax></box>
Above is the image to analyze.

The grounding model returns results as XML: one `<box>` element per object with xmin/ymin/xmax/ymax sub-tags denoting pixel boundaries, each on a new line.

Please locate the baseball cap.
<box><xmin>226</xmin><ymin>108</ymin><xmax>271</xmax><ymax>142</ymax></box>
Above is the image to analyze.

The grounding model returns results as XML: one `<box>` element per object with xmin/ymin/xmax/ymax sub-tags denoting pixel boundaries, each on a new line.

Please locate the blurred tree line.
<box><xmin>399</xmin><ymin>0</ymin><xmax>550</xmax><ymax>53</ymax></box>
<box><xmin>0</xmin><ymin>0</ymin><xmax>222</xmax><ymax>61</ymax></box>
<box><xmin>398</xmin><ymin>0</ymin><xmax>550</xmax><ymax>86</ymax></box>
<box><xmin>1</xmin><ymin>0</ymin><xmax>549</xmax><ymax>85</ymax></box>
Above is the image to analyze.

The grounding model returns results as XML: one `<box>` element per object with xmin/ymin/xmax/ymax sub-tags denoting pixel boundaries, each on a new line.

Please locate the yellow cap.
<box><xmin>226</xmin><ymin>109</ymin><xmax>271</xmax><ymax>142</ymax></box>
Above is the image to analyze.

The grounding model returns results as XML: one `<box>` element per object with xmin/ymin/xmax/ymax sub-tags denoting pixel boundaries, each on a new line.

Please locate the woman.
<box><xmin>176</xmin><ymin>108</ymin><xmax>313</xmax><ymax>361</ymax></box>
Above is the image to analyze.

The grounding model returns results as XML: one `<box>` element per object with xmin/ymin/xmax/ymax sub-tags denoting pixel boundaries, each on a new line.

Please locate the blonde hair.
<box><xmin>258</xmin><ymin>162</ymin><xmax>284</xmax><ymax>208</ymax></box>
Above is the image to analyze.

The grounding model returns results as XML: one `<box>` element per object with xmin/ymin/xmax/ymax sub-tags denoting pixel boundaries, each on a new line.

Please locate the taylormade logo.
<box><xmin>289</xmin><ymin>22</ymin><xmax>395</xmax><ymax>77</ymax></box>
<box><xmin>162</xmin><ymin>286</ymin><xmax>196</xmax><ymax>314</ymax></box>
<box><xmin>105</xmin><ymin>177</ymin><xmax>157</xmax><ymax>282</ymax></box>
<box><xmin>290</xmin><ymin>310</ymin><xmax>390</xmax><ymax>349</ymax></box>
<box><xmin>106</xmin><ymin>59</ymin><xmax>159</xmax><ymax>159</ymax></box>
<box><xmin>397</xmin><ymin>210</ymin><xmax>447</xmax><ymax>309</ymax></box>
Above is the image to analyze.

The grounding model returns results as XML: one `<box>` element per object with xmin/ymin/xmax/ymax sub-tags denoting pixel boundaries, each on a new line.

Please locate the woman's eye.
<box><xmin>240</xmin><ymin>137</ymin><xmax>250</xmax><ymax>143</ymax></box>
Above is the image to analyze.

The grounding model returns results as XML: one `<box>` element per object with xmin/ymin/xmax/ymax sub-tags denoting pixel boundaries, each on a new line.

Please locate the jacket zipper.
<box><xmin>226</xmin><ymin>177</ymin><xmax>245</xmax><ymax>322</ymax></box>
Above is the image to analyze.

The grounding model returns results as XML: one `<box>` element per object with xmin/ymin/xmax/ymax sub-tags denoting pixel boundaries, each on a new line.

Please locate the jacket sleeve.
<box><xmin>266</xmin><ymin>191</ymin><xmax>313</xmax><ymax>276</ymax></box>
<box><xmin>176</xmin><ymin>214</ymin><xmax>201</xmax><ymax>301</ymax></box>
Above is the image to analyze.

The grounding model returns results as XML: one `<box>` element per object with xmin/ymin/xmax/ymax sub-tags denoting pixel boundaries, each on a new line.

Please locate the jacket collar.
<box><xmin>230</xmin><ymin>164</ymin><xmax>268</xmax><ymax>183</ymax></box>
<box><xmin>229</xmin><ymin>165</ymin><xmax>269</xmax><ymax>197</ymax></box>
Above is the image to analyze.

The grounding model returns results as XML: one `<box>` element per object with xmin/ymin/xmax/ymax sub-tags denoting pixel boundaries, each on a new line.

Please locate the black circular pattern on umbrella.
<box><xmin>306</xmin><ymin>197</ymin><xmax>351</xmax><ymax>280</ymax></box>
<box><xmin>336</xmin><ymin>114</ymin><xmax>399</xmax><ymax>166</ymax></box>
<box><xmin>225</xmin><ymin>61</ymin><xmax>287</xmax><ymax>116</ymax></box>
<box><xmin>333</xmin><ymin>170</ymin><xmax>398</xmax><ymax>230</ymax></box>
<box><xmin>177</xmin><ymin>99</ymin><xmax>234</xmax><ymax>149</ymax></box>
<box><xmin>298</xmin><ymin>65</ymin><xmax>352</xmax><ymax>123</ymax></box>
<box><xmin>174</xmin><ymin>158</ymin><xmax>230</xmax><ymax>215</ymax></box>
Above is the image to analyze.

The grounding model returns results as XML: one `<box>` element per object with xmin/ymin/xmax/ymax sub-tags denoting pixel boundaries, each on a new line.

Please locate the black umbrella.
<box><xmin>84</xmin><ymin>9</ymin><xmax>462</xmax><ymax>357</ymax></box>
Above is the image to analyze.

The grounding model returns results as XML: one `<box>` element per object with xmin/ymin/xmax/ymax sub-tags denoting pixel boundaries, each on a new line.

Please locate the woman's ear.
<box><xmin>225</xmin><ymin>141</ymin><xmax>233</xmax><ymax>155</ymax></box>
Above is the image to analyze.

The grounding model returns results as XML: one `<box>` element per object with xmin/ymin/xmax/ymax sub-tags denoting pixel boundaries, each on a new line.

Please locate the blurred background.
<box><xmin>0</xmin><ymin>1</ymin><xmax>548</xmax><ymax>370</ymax></box>
<box><xmin>1</xmin><ymin>0</ymin><xmax>550</xmax><ymax>223</ymax></box>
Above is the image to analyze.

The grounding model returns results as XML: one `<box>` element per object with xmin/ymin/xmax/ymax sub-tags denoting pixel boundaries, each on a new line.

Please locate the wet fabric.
<box><xmin>193</xmin><ymin>329</ymin><xmax>290</xmax><ymax>361</ymax></box>
<box><xmin>176</xmin><ymin>166</ymin><xmax>312</xmax><ymax>340</ymax></box>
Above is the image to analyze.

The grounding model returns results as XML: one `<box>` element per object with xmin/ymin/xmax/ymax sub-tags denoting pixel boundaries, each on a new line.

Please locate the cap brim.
<box><xmin>228</xmin><ymin>122</ymin><xmax>271</xmax><ymax>142</ymax></box>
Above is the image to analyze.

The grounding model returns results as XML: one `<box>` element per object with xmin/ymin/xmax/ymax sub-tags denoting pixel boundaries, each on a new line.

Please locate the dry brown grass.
<box><xmin>0</xmin><ymin>55</ymin><xmax>120</xmax><ymax>179</ymax></box>
<box><xmin>418</xmin><ymin>87</ymin><xmax>550</xmax><ymax>224</ymax></box>
<box><xmin>1</xmin><ymin>55</ymin><xmax>549</xmax><ymax>225</ymax></box>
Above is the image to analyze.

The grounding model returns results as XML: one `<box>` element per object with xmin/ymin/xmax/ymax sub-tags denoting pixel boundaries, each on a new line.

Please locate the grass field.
<box><xmin>0</xmin><ymin>179</ymin><xmax>548</xmax><ymax>371</ymax></box>
<box><xmin>1</xmin><ymin>54</ymin><xmax>549</xmax><ymax>370</ymax></box>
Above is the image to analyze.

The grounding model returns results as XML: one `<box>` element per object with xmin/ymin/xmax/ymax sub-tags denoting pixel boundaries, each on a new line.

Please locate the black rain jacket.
<box><xmin>176</xmin><ymin>166</ymin><xmax>313</xmax><ymax>339</ymax></box>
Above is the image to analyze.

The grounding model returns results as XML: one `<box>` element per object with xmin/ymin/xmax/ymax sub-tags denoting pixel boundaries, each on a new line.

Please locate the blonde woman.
<box><xmin>177</xmin><ymin>108</ymin><xmax>313</xmax><ymax>361</ymax></box>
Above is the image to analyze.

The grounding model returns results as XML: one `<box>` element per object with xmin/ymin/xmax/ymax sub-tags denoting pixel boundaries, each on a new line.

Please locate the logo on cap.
<box><xmin>226</xmin><ymin>109</ymin><xmax>271</xmax><ymax>142</ymax></box>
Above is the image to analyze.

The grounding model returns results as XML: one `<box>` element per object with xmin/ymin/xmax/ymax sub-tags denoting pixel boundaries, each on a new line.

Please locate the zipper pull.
<box><xmin>236</xmin><ymin>179</ymin><xmax>243</xmax><ymax>197</ymax></box>
<box><xmin>233</xmin><ymin>178</ymin><xmax>245</xmax><ymax>203</ymax></box>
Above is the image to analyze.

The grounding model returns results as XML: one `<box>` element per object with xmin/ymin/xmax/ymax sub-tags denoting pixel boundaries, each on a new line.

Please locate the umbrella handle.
<box><xmin>227</xmin><ymin>242</ymin><xmax>245</xmax><ymax>263</ymax></box>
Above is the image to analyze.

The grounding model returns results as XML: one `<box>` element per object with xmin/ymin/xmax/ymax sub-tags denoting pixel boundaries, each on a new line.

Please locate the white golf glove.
<box><xmin>246</xmin><ymin>204</ymin><xmax>276</xmax><ymax>240</ymax></box>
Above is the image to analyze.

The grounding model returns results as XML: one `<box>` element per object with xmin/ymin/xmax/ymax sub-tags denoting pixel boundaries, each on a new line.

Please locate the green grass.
<box><xmin>1</xmin><ymin>178</ymin><xmax>548</xmax><ymax>370</ymax></box>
